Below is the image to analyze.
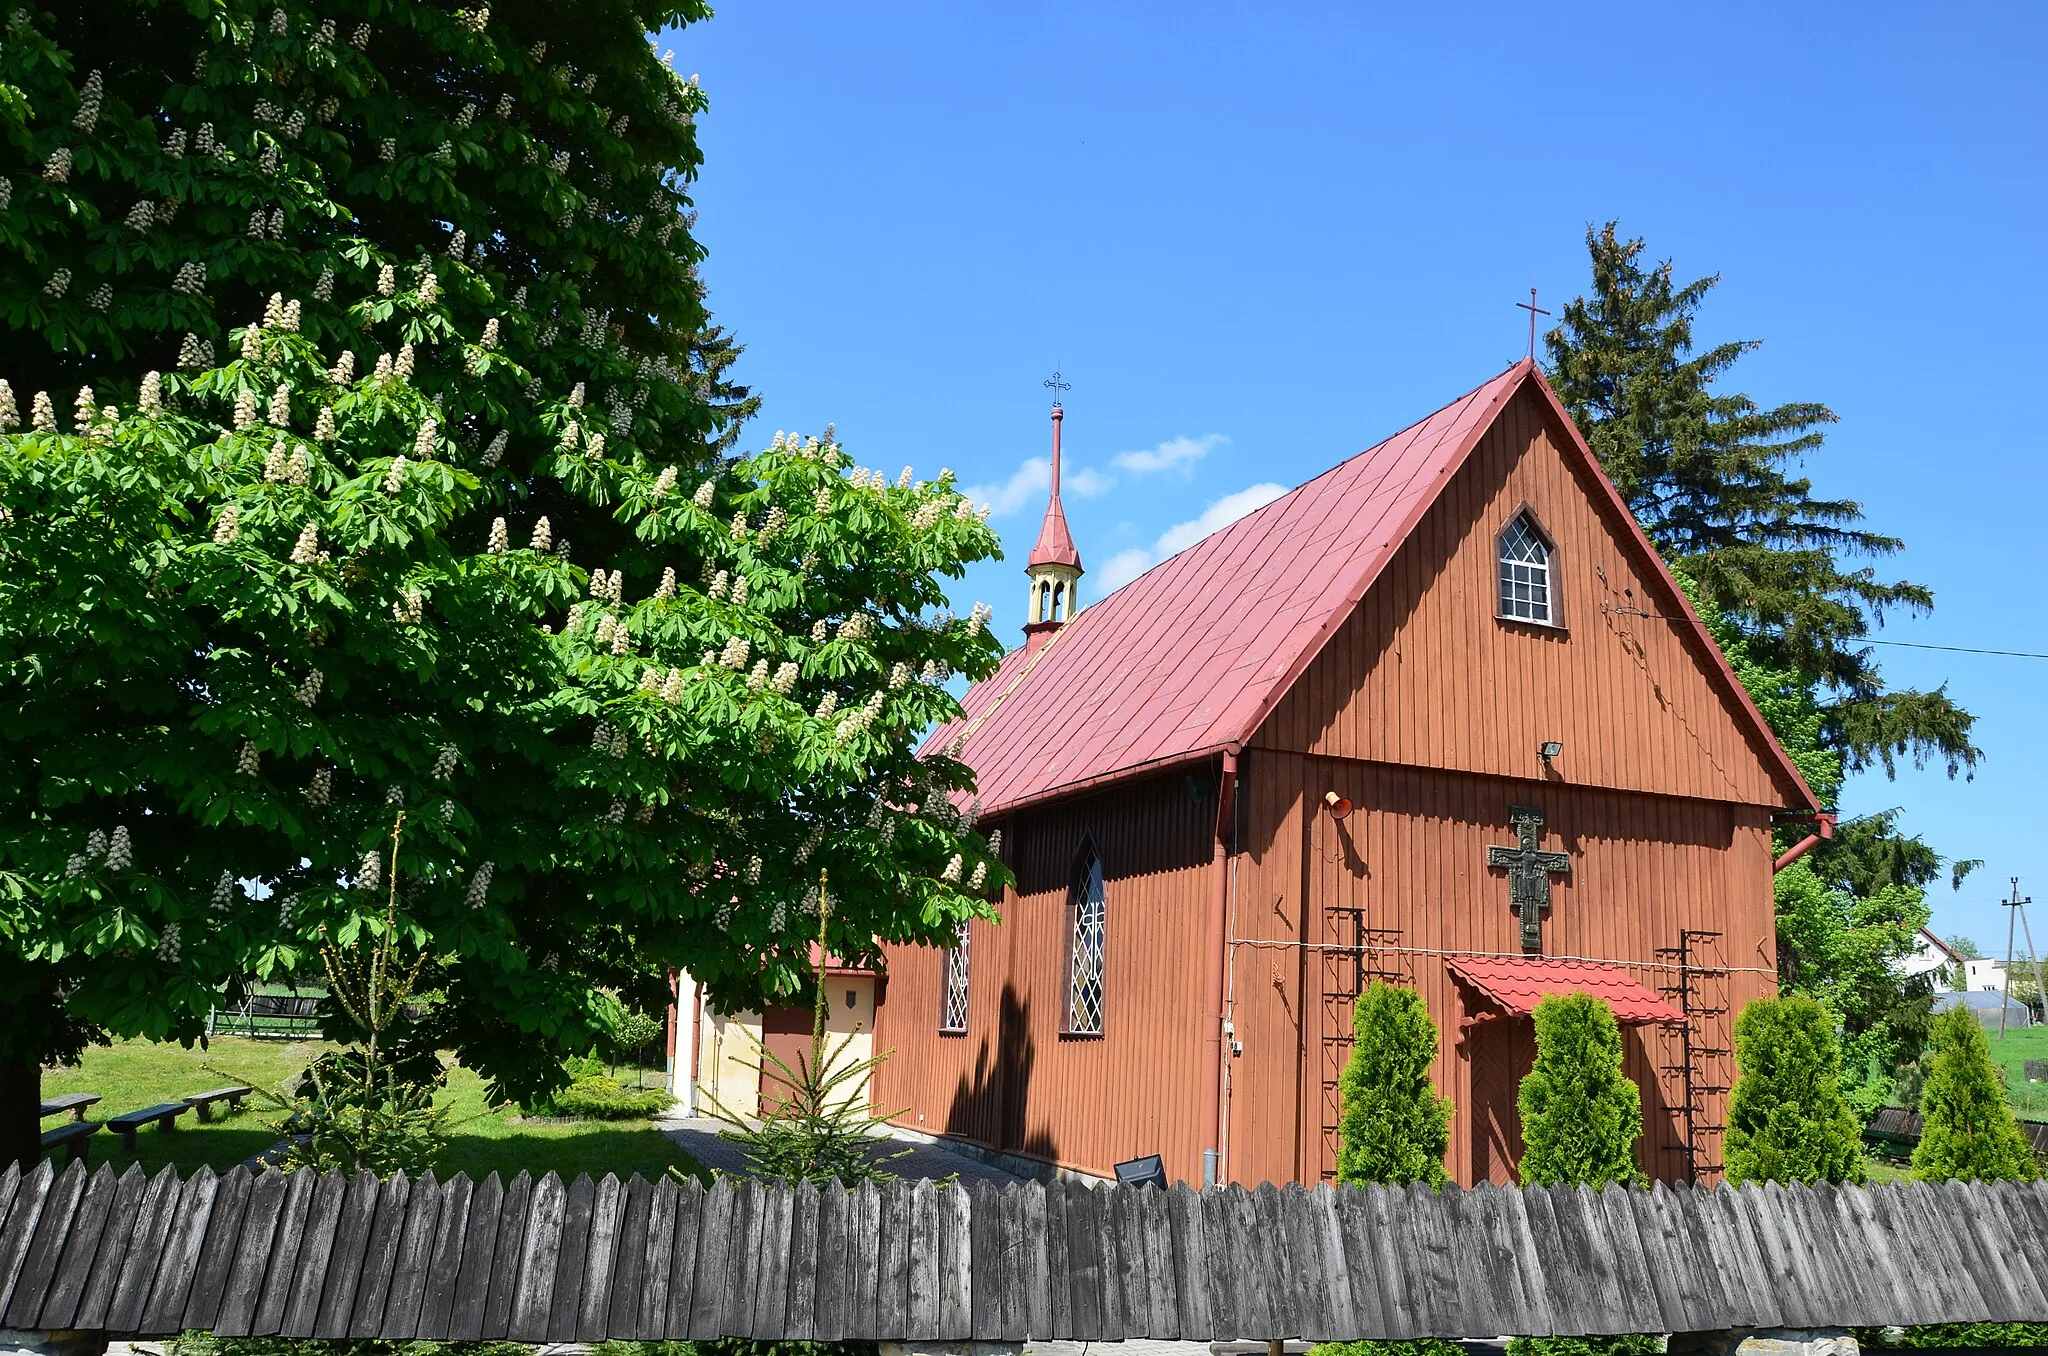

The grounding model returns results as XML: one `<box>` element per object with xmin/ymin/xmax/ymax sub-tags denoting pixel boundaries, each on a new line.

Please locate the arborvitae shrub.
<box><xmin>1336</xmin><ymin>980</ymin><xmax>1452</xmax><ymax>1188</ymax></box>
<box><xmin>1724</xmin><ymin>994</ymin><xmax>1865</xmax><ymax>1185</ymax></box>
<box><xmin>1517</xmin><ymin>992</ymin><xmax>1644</xmax><ymax>1188</ymax></box>
<box><xmin>1913</xmin><ymin>1006</ymin><xmax>2036</xmax><ymax>1183</ymax></box>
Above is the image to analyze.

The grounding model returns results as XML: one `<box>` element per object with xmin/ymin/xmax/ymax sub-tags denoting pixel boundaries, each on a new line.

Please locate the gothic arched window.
<box><xmin>1497</xmin><ymin>512</ymin><xmax>1554</xmax><ymax>624</ymax></box>
<box><xmin>940</xmin><ymin>922</ymin><xmax>971</xmax><ymax>1033</ymax></box>
<box><xmin>1064</xmin><ymin>843</ymin><xmax>1106</xmax><ymax>1035</ymax></box>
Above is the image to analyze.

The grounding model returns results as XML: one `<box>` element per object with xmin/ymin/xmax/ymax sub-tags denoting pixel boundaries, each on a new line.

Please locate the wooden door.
<box><xmin>1467</xmin><ymin>1015</ymin><xmax>1534</xmax><ymax>1185</ymax></box>
<box><xmin>758</xmin><ymin>1005</ymin><xmax>815</xmax><ymax>1116</ymax></box>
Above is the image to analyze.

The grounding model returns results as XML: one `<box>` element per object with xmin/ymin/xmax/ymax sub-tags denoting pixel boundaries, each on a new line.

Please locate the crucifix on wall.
<box><xmin>1486</xmin><ymin>805</ymin><xmax>1571</xmax><ymax>954</ymax></box>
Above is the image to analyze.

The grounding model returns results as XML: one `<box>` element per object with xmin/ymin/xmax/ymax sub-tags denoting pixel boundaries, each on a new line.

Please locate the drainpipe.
<box><xmin>1203</xmin><ymin>746</ymin><xmax>1240</xmax><ymax>1187</ymax></box>
<box><xmin>1773</xmin><ymin>811</ymin><xmax>1837</xmax><ymax>873</ymax></box>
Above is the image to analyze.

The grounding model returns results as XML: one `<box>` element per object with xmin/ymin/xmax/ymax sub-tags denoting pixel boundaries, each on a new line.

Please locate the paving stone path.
<box><xmin>659</xmin><ymin>1113</ymin><xmax>1031</xmax><ymax>1185</ymax></box>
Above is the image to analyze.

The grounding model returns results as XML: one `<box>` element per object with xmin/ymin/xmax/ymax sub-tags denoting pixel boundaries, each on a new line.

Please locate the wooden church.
<box><xmin>869</xmin><ymin>361</ymin><xmax>1824</xmax><ymax>1189</ymax></box>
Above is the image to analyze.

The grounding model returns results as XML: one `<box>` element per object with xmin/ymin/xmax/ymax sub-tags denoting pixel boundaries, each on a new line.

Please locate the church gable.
<box><xmin>1254</xmin><ymin>381</ymin><xmax>1807</xmax><ymax>810</ymax></box>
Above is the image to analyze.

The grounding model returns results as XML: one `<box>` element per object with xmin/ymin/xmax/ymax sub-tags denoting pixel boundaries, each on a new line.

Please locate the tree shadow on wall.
<box><xmin>944</xmin><ymin>983</ymin><xmax>1058</xmax><ymax>1164</ymax></box>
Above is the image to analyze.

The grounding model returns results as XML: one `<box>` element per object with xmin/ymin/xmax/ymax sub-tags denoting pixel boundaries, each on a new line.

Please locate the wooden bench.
<box><xmin>106</xmin><ymin>1102</ymin><xmax>190</xmax><ymax>1153</ymax></box>
<box><xmin>184</xmin><ymin>1084</ymin><xmax>253</xmax><ymax>1122</ymax></box>
<box><xmin>40</xmin><ymin>1120</ymin><xmax>99</xmax><ymax>1165</ymax></box>
<box><xmin>40</xmin><ymin>1092</ymin><xmax>102</xmax><ymax>1122</ymax></box>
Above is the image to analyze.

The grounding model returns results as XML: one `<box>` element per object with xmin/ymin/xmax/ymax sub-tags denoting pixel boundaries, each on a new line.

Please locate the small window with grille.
<box><xmin>1064</xmin><ymin>847</ymin><xmax>1106</xmax><ymax>1035</ymax></box>
<box><xmin>940</xmin><ymin>923</ymin><xmax>971</xmax><ymax>1033</ymax></box>
<box><xmin>1497</xmin><ymin>512</ymin><xmax>1554</xmax><ymax>624</ymax></box>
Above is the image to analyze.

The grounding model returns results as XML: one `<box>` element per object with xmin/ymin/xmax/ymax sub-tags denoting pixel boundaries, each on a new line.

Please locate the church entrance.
<box><xmin>1466</xmin><ymin>1014</ymin><xmax>1535</xmax><ymax>1185</ymax></box>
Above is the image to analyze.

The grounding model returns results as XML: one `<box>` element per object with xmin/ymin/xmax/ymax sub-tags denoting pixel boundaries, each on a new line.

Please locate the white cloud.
<box><xmin>964</xmin><ymin>455</ymin><xmax>1114</xmax><ymax>517</ymax></box>
<box><xmin>962</xmin><ymin>457</ymin><xmax>1049</xmax><ymax>518</ymax></box>
<box><xmin>1068</xmin><ymin>466</ymin><xmax>1116</xmax><ymax>497</ymax></box>
<box><xmin>1094</xmin><ymin>482</ymin><xmax>1290</xmax><ymax>594</ymax></box>
<box><xmin>1112</xmin><ymin>433</ymin><xmax>1227</xmax><ymax>476</ymax></box>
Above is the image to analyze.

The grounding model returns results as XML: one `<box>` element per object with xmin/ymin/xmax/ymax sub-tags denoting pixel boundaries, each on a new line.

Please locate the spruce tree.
<box><xmin>1545</xmin><ymin>223</ymin><xmax>1977</xmax><ymax>784</ymax></box>
<box><xmin>1517</xmin><ymin>992</ymin><xmax>1645</xmax><ymax>1188</ymax></box>
<box><xmin>0</xmin><ymin>0</ymin><xmax>1008</xmax><ymax>1166</ymax></box>
<box><xmin>1913</xmin><ymin>1007</ymin><xmax>2036</xmax><ymax>1183</ymax></box>
<box><xmin>1723</xmin><ymin>995</ymin><xmax>1865</xmax><ymax>1185</ymax></box>
<box><xmin>1336</xmin><ymin>980</ymin><xmax>1451</xmax><ymax>1188</ymax></box>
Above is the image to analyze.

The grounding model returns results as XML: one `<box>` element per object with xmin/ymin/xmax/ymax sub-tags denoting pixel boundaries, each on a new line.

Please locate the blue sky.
<box><xmin>663</xmin><ymin>2</ymin><xmax>2047</xmax><ymax>949</ymax></box>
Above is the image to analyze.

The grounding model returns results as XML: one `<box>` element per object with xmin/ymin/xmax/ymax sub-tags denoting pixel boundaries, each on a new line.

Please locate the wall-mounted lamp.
<box><xmin>1323</xmin><ymin>790</ymin><xmax>1353</xmax><ymax>820</ymax></box>
<box><xmin>1538</xmin><ymin>740</ymin><xmax>1564</xmax><ymax>766</ymax></box>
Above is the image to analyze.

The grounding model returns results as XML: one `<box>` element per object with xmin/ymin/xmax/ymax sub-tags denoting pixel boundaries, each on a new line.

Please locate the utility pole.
<box><xmin>2002</xmin><ymin>879</ymin><xmax>2027</xmax><ymax>1037</ymax></box>
<box><xmin>2016</xmin><ymin>880</ymin><xmax>2045</xmax><ymax>1031</ymax></box>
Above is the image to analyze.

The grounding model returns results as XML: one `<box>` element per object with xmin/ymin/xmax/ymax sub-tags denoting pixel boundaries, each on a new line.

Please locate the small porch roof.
<box><xmin>1447</xmin><ymin>955</ymin><xmax>1686</xmax><ymax>1026</ymax></box>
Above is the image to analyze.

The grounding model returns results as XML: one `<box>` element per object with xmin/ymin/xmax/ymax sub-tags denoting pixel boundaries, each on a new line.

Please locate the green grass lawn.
<box><xmin>1981</xmin><ymin>1023</ymin><xmax>2048</xmax><ymax>1120</ymax></box>
<box><xmin>42</xmin><ymin>1036</ymin><xmax>703</xmax><ymax>1183</ymax></box>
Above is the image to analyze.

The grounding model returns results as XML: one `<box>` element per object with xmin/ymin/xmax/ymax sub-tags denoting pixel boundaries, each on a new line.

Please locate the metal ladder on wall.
<box><xmin>1655</xmin><ymin>929</ymin><xmax>1731</xmax><ymax>1181</ymax></box>
<box><xmin>1318</xmin><ymin>907</ymin><xmax>1407</xmax><ymax>1181</ymax></box>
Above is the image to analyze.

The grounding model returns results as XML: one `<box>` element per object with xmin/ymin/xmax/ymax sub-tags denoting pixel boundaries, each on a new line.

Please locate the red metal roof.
<box><xmin>1028</xmin><ymin>492</ymin><xmax>1081</xmax><ymax>570</ymax></box>
<box><xmin>929</xmin><ymin>362</ymin><xmax>1818</xmax><ymax>817</ymax></box>
<box><xmin>1446</xmin><ymin>956</ymin><xmax>1687</xmax><ymax>1026</ymax></box>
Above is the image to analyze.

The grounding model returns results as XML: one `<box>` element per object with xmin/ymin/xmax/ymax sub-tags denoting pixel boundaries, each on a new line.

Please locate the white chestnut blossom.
<box><xmin>814</xmin><ymin>691</ymin><xmax>839</xmax><ymax>720</ymax></box>
<box><xmin>771</xmin><ymin>662</ymin><xmax>799</xmax><ymax>696</ymax></box>
<box><xmin>172</xmin><ymin>261</ymin><xmax>206</xmax><ymax>294</ymax></box>
<box><xmin>719</xmin><ymin>636</ymin><xmax>750</xmax><ymax>669</ymax></box>
<box><xmin>213</xmin><ymin>505</ymin><xmax>240</xmax><ymax>544</ymax></box>
<box><xmin>747</xmin><ymin>659</ymin><xmax>770</xmax><ymax>692</ymax></box>
<box><xmin>433</xmin><ymin>743</ymin><xmax>460</xmax><ymax>779</ymax></box>
<box><xmin>236</xmin><ymin>741</ymin><xmax>261</xmax><ymax>776</ymax></box>
<box><xmin>729</xmin><ymin>574</ymin><xmax>748</xmax><ymax>607</ymax></box>
<box><xmin>0</xmin><ymin>382</ymin><xmax>14</xmax><ymax>430</ymax></box>
<box><xmin>213</xmin><ymin>871</ymin><xmax>236</xmax><ymax>912</ymax></box>
<box><xmin>483</xmin><ymin>430</ymin><xmax>508</xmax><ymax>466</ymax></box>
<box><xmin>43</xmin><ymin>147</ymin><xmax>72</xmax><ymax>183</ymax></box>
<box><xmin>487</xmin><ymin>517</ymin><xmax>509</xmax><ymax>553</ymax></box>
<box><xmin>296</xmin><ymin>669</ymin><xmax>324</xmax><ymax>706</ymax></box>
<box><xmin>394</xmin><ymin>588</ymin><xmax>424</xmax><ymax>624</ymax></box>
<box><xmin>231</xmin><ymin>388</ymin><xmax>258</xmax><ymax>430</ymax></box>
<box><xmin>267</xmin><ymin>383</ymin><xmax>291</xmax><ymax>426</ymax></box>
<box><xmin>466</xmin><ymin>861</ymin><xmax>495</xmax><ymax>908</ymax></box>
<box><xmin>357</xmin><ymin>849</ymin><xmax>382</xmax><ymax>891</ymax></box>
<box><xmin>313</xmin><ymin>265</ymin><xmax>334</xmax><ymax>300</ymax></box>
<box><xmin>31</xmin><ymin>391</ymin><xmax>57</xmax><ymax>433</ymax></box>
<box><xmin>289</xmin><ymin>521</ymin><xmax>320</xmax><ymax>564</ymax></box>
<box><xmin>383</xmin><ymin>456</ymin><xmax>407</xmax><ymax>493</ymax></box>
<box><xmin>313</xmin><ymin>406</ymin><xmax>337</xmax><ymax>441</ymax></box>
<box><xmin>352</xmin><ymin>22</ymin><xmax>371</xmax><ymax>48</ymax></box>
<box><xmin>413</xmin><ymin>418</ymin><xmax>438</xmax><ymax>458</ymax></box>
<box><xmin>529</xmin><ymin>516</ymin><xmax>552</xmax><ymax>551</ymax></box>
<box><xmin>394</xmin><ymin>343</ymin><xmax>415</xmax><ymax>378</ymax></box>
<box><xmin>43</xmin><ymin>268</ymin><xmax>70</xmax><ymax>298</ymax></box>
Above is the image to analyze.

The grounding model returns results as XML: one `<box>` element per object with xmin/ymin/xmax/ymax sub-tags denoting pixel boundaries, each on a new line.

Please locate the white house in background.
<box><xmin>664</xmin><ymin>952</ymin><xmax>881</xmax><ymax>1119</ymax></box>
<box><xmin>1901</xmin><ymin>928</ymin><xmax>1962</xmax><ymax>989</ymax></box>
<box><xmin>1965</xmin><ymin>956</ymin><xmax>2013</xmax><ymax>992</ymax></box>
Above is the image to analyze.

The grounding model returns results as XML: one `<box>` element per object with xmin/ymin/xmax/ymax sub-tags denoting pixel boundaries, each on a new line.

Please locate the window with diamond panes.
<box><xmin>1497</xmin><ymin>513</ymin><xmax>1553</xmax><ymax>624</ymax></box>
<box><xmin>940</xmin><ymin>924</ymin><xmax>971</xmax><ymax>1032</ymax></box>
<box><xmin>1065</xmin><ymin>848</ymin><xmax>1106</xmax><ymax>1034</ymax></box>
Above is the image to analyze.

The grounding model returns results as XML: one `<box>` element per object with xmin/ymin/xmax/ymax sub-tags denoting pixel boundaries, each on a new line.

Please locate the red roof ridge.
<box><xmin>930</xmin><ymin>360</ymin><xmax>1818</xmax><ymax>817</ymax></box>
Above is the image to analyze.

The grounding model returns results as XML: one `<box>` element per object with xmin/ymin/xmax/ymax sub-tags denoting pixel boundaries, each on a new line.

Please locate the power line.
<box><xmin>1605</xmin><ymin>606</ymin><xmax>2048</xmax><ymax>660</ymax></box>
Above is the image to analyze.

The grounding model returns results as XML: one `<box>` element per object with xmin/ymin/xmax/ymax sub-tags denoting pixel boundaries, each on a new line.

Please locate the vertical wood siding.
<box><xmin>1256</xmin><ymin>384</ymin><xmax>1796</xmax><ymax>810</ymax></box>
<box><xmin>1233</xmin><ymin>749</ymin><xmax>1773</xmax><ymax>1187</ymax></box>
<box><xmin>873</xmin><ymin>771</ymin><xmax>1217</xmax><ymax>1183</ymax></box>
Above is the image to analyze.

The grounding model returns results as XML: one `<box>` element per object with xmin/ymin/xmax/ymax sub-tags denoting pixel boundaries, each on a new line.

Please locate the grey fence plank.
<box><xmin>1699</xmin><ymin>1181</ymin><xmax>1780</xmax><ymax>1330</ymax></box>
<box><xmin>1274</xmin><ymin>1184</ymin><xmax>1327</xmax><ymax>1340</ymax></box>
<box><xmin>39</xmin><ymin>1165</ymin><xmax>122</xmax><ymax>1332</ymax></box>
<box><xmin>509</xmin><ymin>1171</ymin><xmax>567</xmax><ymax>1342</ymax></box>
<box><xmin>575</xmin><ymin>1174</ymin><xmax>626</xmax><ymax>1343</ymax></box>
<box><xmin>382</xmin><ymin>1168</ymin><xmax>444</xmax><ymax>1339</ymax></box>
<box><xmin>1165</xmin><ymin>1183</ymin><xmax>1210</xmax><ymax>1342</ymax></box>
<box><xmin>0</xmin><ymin>1161</ymin><xmax>57</xmax><ymax>1321</ymax></box>
<box><xmin>1198</xmin><ymin>1184</ymin><xmax>1244</xmax><ymax>1341</ymax></box>
<box><xmin>813</xmin><ymin>1180</ymin><xmax>850</xmax><ymax>1342</ymax></box>
<box><xmin>1331</xmin><ymin>1185</ymin><xmax>1390</xmax><ymax>1340</ymax></box>
<box><xmin>1012</xmin><ymin>1181</ymin><xmax>1047</xmax><ymax>1343</ymax></box>
<box><xmin>664</xmin><ymin>1174</ymin><xmax>707</xmax><ymax>1339</ymax></box>
<box><xmin>0</xmin><ymin>1163</ymin><xmax>21</xmax><ymax>1238</ymax></box>
<box><xmin>181</xmin><ymin>1165</ymin><xmax>255</xmax><ymax>1334</ymax></box>
<box><xmin>938</xmin><ymin>1181</ymin><xmax>973</xmax><ymax>1340</ymax></box>
<box><xmin>139</xmin><ymin>1166</ymin><xmax>221</xmax><ymax>1335</ymax></box>
<box><xmin>1102</xmin><ymin>1184</ymin><xmax>1138</xmax><ymax>1340</ymax></box>
<box><xmin>1934</xmin><ymin>1179</ymin><xmax>2012</xmax><ymax>1321</ymax></box>
<box><xmin>416</xmin><ymin>1172</ymin><xmax>475</xmax><ymax>1341</ymax></box>
<box><xmin>1989</xmin><ymin>1182</ymin><xmax>2048</xmax><ymax>1319</ymax></box>
<box><xmin>455</xmin><ymin>1172</ymin><xmax>512</xmax><ymax>1341</ymax></box>
<box><xmin>4</xmin><ymin>1160</ymin><xmax>87</xmax><ymax>1330</ymax></box>
<box><xmin>1546</xmin><ymin>1184</ymin><xmax>1629</xmax><ymax>1336</ymax></box>
<box><xmin>1406</xmin><ymin>1180</ymin><xmax>1466</xmax><ymax>1338</ymax></box>
<box><xmin>1622</xmin><ymin>1184</ymin><xmax>1692</xmax><ymax>1335</ymax></box>
<box><xmin>1064</xmin><ymin>1178</ymin><xmax>1106</xmax><ymax>1341</ymax></box>
<box><xmin>104</xmin><ymin>1163</ymin><xmax>183</xmax><ymax>1336</ymax></box>
<box><xmin>1444</xmin><ymin>1186</ymin><xmax>1512</xmax><ymax>1341</ymax></box>
<box><xmin>1138</xmin><ymin>1183</ymin><xmax>1179</xmax><ymax>1339</ymax></box>
<box><xmin>905</xmin><ymin>1178</ymin><xmax>940</xmax><ymax>1341</ymax></box>
<box><xmin>851</xmin><ymin>1177</ymin><xmax>884</xmax><ymax>1340</ymax></box>
<box><xmin>216</xmin><ymin>1166</ymin><xmax>289</xmax><ymax>1336</ymax></box>
<box><xmin>546</xmin><ymin>1173</ymin><xmax>597</xmax><ymax>1343</ymax></box>
<box><xmin>968</xmin><ymin>1180</ymin><xmax>1005</xmax><ymax>1342</ymax></box>
<box><xmin>1799</xmin><ymin>1184</ymin><xmax>1882</xmax><ymax>1330</ymax></box>
<box><xmin>337</xmin><ymin>1171</ymin><xmax>410</xmax><ymax>1339</ymax></box>
<box><xmin>747</xmin><ymin>1176</ymin><xmax>791</xmax><ymax>1340</ymax></box>
<box><xmin>1303</xmin><ymin>1185</ymin><xmax>1353</xmax><ymax>1340</ymax></box>
<box><xmin>1042</xmin><ymin>1170</ymin><xmax>1071</xmax><ymax>1340</ymax></box>
<box><xmin>641</xmin><ymin>1176</ymin><xmax>684</xmax><ymax>1340</ymax></box>
<box><xmin>687</xmin><ymin>1175</ymin><xmax>737</xmax><ymax>1339</ymax></box>
<box><xmin>605</xmin><ymin>1174</ymin><xmax>652</xmax><ymax>1339</ymax></box>
<box><xmin>1878</xmin><ymin>1184</ymin><xmax>1956</xmax><ymax>1328</ymax></box>
<box><xmin>1764</xmin><ymin>1184</ymin><xmax>1832</xmax><ymax>1331</ymax></box>
<box><xmin>294</xmin><ymin>1171</ymin><xmax>370</xmax><ymax>1343</ymax></box>
<box><xmin>1663</xmin><ymin>1183</ymin><xmax>1737</xmax><ymax>1335</ymax></box>
<box><xmin>784</xmin><ymin>1179</ymin><xmax>820</xmax><ymax>1343</ymax></box>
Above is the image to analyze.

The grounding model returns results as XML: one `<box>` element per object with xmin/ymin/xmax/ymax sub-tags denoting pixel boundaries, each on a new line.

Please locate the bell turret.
<box><xmin>1023</xmin><ymin>400</ymin><xmax>1082</xmax><ymax>653</ymax></box>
